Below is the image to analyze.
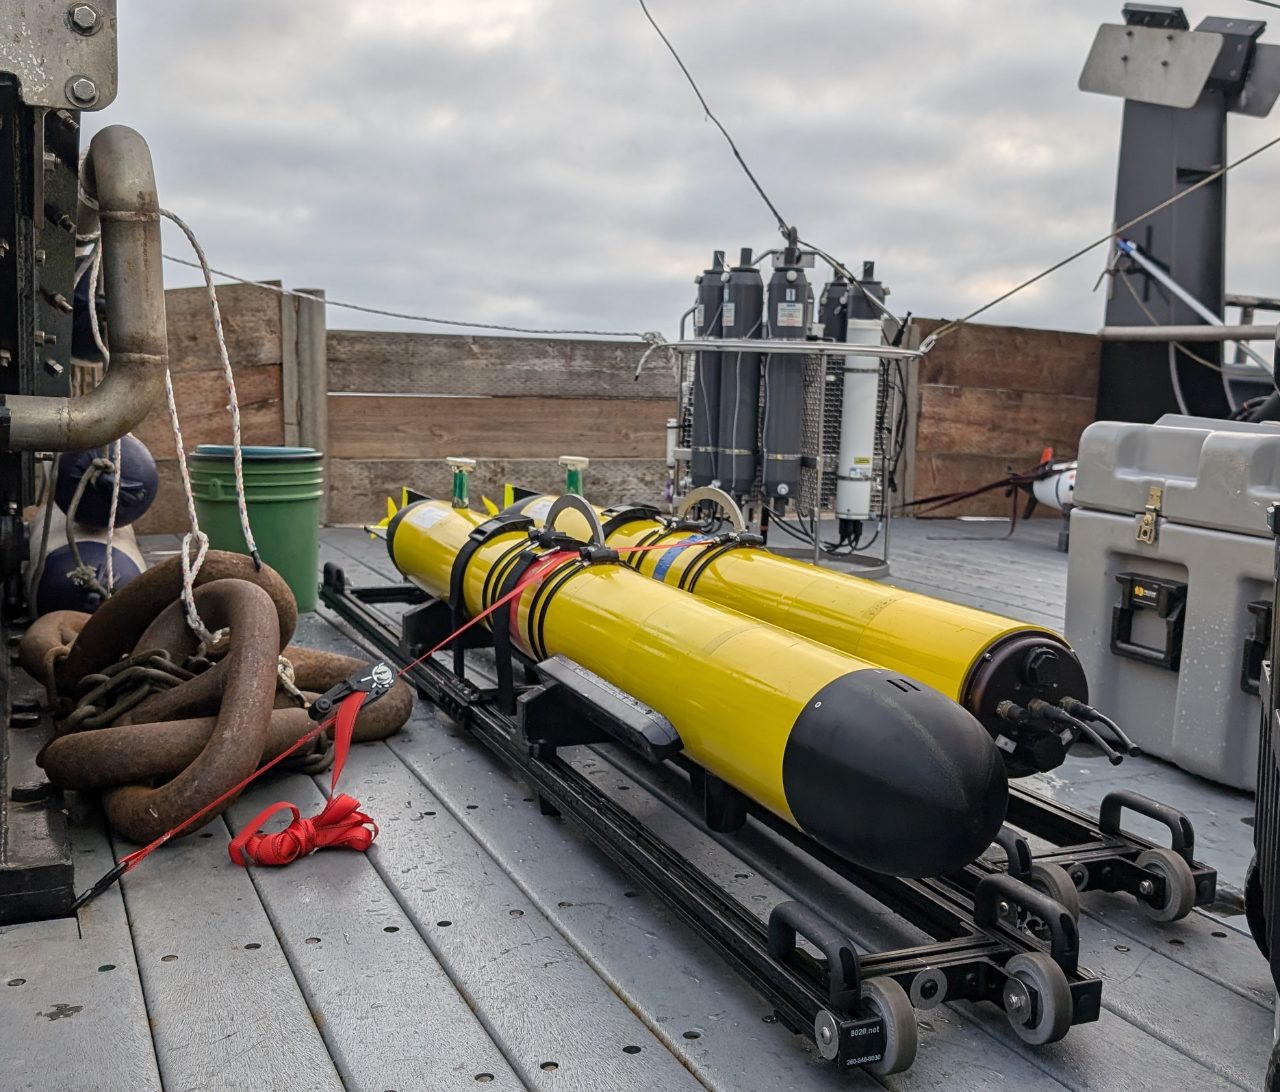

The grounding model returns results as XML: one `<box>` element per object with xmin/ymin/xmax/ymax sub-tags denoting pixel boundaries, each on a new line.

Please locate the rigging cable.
<box><xmin>635</xmin><ymin>0</ymin><xmax>903</xmax><ymax>329</ymax></box>
<box><xmin>161</xmin><ymin>254</ymin><xmax>663</xmax><ymax>344</ymax></box>
<box><xmin>922</xmin><ymin>133</ymin><xmax>1280</xmax><ymax>349</ymax></box>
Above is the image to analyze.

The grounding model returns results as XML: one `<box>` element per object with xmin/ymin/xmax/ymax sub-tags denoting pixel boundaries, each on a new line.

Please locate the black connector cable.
<box><xmin>1028</xmin><ymin>699</ymin><xmax>1126</xmax><ymax>766</ymax></box>
<box><xmin>1059</xmin><ymin>697</ymin><xmax>1137</xmax><ymax>756</ymax></box>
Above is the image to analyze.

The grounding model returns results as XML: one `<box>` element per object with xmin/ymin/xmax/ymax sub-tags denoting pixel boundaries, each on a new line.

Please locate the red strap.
<box><xmin>229</xmin><ymin>690</ymin><xmax>375</xmax><ymax>868</ymax></box>
<box><xmin>93</xmin><ymin>538</ymin><xmax>729</xmax><ymax>894</ymax></box>
<box><xmin>227</xmin><ymin>541</ymin><xmax>717</xmax><ymax>870</ymax></box>
<box><xmin>506</xmin><ymin>552</ymin><xmax>576</xmax><ymax>645</ymax></box>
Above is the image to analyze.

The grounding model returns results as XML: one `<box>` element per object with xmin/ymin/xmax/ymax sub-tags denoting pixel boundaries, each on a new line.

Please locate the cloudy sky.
<box><xmin>86</xmin><ymin>0</ymin><xmax>1280</xmax><ymax>337</ymax></box>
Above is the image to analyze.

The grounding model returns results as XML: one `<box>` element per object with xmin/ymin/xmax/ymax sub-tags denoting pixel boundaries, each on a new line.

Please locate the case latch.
<box><xmin>1136</xmin><ymin>485</ymin><xmax>1163</xmax><ymax>544</ymax></box>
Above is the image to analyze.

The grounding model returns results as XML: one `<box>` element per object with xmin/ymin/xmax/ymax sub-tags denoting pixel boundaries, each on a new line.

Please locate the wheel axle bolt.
<box><xmin>1138</xmin><ymin>879</ymin><xmax>1155</xmax><ymax>896</ymax></box>
<box><xmin>819</xmin><ymin>1025</ymin><xmax>832</xmax><ymax>1043</ymax></box>
<box><xmin>1007</xmin><ymin>993</ymin><xmax>1025</xmax><ymax>1012</ymax></box>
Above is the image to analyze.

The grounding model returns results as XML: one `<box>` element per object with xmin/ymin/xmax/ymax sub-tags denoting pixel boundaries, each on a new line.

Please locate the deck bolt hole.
<box><xmin>161</xmin><ymin>954</ymin><xmax>177</xmax><ymax>962</ymax></box>
<box><xmin>244</xmin><ymin>944</ymin><xmax>261</xmax><ymax>950</ymax></box>
<box><xmin>540</xmin><ymin>1062</ymin><xmax>559</xmax><ymax>1071</ymax></box>
<box><xmin>623</xmin><ymin>1045</ymin><xmax>642</xmax><ymax>1054</ymax></box>
<box><xmin>98</xmin><ymin>964</ymin><xmax>115</xmax><ymax>972</ymax></box>
<box><xmin>682</xmin><ymin>1030</ymin><xmax>701</xmax><ymax>1040</ymax></box>
<box><xmin>437</xmin><ymin>920</ymin><xmax>452</xmax><ymax>928</ymax></box>
<box><xmin>7</xmin><ymin>978</ymin><xmax>24</xmax><ymax>986</ymax></box>
<box><xmin>305</xmin><ymin>937</ymin><xmax>321</xmax><ymax>945</ymax></box>
<box><xmin>384</xmin><ymin>926</ymin><xmax>400</xmax><ymax>933</ymax></box>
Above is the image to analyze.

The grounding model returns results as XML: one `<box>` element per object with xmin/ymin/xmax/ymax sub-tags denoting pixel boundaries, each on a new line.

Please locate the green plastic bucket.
<box><xmin>189</xmin><ymin>444</ymin><xmax>324</xmax><ymax>611</ymax></box>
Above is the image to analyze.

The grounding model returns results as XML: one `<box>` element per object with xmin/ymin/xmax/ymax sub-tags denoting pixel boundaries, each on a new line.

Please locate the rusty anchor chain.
<box><xmin>23</xmin><ymin>549</ymin><xmax>413</xmax><ymax>844</ymax></box>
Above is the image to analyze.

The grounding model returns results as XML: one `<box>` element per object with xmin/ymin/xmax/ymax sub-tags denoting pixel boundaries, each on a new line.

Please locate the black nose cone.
<box><xmin>782</xmin><ymin>669</ymin><xmax>1008</xmax><ymax>877</ymax></box>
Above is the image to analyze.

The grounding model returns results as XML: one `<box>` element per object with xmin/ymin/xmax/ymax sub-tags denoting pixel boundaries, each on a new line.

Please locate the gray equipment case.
<box><xmin>1065</xmin><ymin>414</ymin><xmax>1280</xmax><ymax>789</ymax></box>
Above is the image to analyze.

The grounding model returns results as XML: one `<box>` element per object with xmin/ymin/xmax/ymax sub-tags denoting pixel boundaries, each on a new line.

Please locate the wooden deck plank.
<box><xmin>373</xmin><ymin>709</ymin><xmax>882</xmax><ymax>1092</ymax></box>
<box><xmin>118</xmin><ymin>823</ymin><xmax>343</xmax><ymax>1092</ymax></box>
<box><xmin>1079</xmin><ymin>894</ymin><xmax>1272</xmax><ymax>1010</ymax></box>
<box><xmin>90</xmin><ymin>523</ymin><xmax>1263</xmax><ymax>1092</ymax></box>
<box><xmin>338</xmin><ymin>744</ymin><xmax>705</xmax><ymax>1092</ymax></box>
<box><xmin>224</xmin><ymin>771</ymin><xmax>525</xmax><ymax>1092</ymax></box>
<box><xmin>0</xmin><ymin>821</ymin><xmax>160</xmax><ymax>1092</ymax></box>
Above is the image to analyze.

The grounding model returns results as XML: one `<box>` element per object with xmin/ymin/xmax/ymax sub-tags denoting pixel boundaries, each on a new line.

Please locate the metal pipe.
<box><xmin>5</xmin><ymin>125</ymin><xmax>168</xmax><ymax>451</ymax></box>
<box><xmin>1116</xmin><ymin>239</ymin><xmax>1274</xmax><ymax>374</ymax></box>
<box><xmin>1097</xmin><ymin>323</ymin><xmax>1280</xmax><ymax>342</ymax></box>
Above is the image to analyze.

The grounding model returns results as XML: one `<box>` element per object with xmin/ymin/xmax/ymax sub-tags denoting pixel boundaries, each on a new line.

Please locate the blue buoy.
<box><xmin>54</xmin><ymin>433</ymin><xmax>159</xmax><ymax>529</ymax></box>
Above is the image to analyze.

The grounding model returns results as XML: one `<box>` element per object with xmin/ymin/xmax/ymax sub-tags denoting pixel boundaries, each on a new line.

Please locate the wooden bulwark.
<box><xmin>328</xmin><ymin>395</ymin><xmax>671</xmax><ymax>461</ymax></box>
<box><xmin>133</xmin><ymin>282</ymin><xmax>288</xmax><ymax>535</ymax></box>
<box><xmin>907</xmin><ymin>320</ymin><xmax>1100</xmax><ymax>517</ymax></box>
<box><xmin>330</xmin><ymin>457</ymin><xmax>667</xmax><ymax>525</ymax></box>
<box><xmin>327</xmin><ymin>331</ymin><xmax>670</xmax><ymax>399</ymax></box>
<box><xmin>324</xmin><ymin>330</ymin><xmax>676</xmax><ymax>524</ymax></box>
<box><xmin>134</xmin><ymin>282</ymin><xmax>1105</xmax><ymax>531</ymax></box>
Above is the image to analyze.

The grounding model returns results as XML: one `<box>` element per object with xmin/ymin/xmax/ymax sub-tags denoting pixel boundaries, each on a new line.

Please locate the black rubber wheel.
<box><xmin>1004</xmin><ymin>952</ymin><xmax>1073</xmax><ymax>1046</ymax></box>
<box><xmin>1267</xmin><ymin>1037</ymin><xmax>1280</xmax><ymax>1092</ymax></box>
<box><xmin>1135</xmin><ymin>847</ymin><xmax>1197</xmax><ymax>923</ymax></box>
<box><xmin>860</xmin><ymin>977</ymin><xmax>918</xmax><ymax>1076</ymax></box>
<box><xmin>1246</xmin><ymin>854</ymin><xmax>1269</xmax><ymax>960</ymax></box>
<box><xmin>1029</xmin><ymin>862</ymin><xmax>1081</xmax><ymax>922</ymax></box>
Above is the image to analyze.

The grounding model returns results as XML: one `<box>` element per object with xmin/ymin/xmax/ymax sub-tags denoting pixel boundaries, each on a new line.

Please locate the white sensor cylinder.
<box><xmin>835</xmin><ymin>318</ymin><xmax>883</xmax><ymax>521</ymax></box>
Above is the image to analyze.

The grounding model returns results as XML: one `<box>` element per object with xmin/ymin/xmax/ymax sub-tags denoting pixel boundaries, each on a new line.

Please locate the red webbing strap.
<box><xmin>229</xmin><ymin>690</ymin><xmax>373</xmax><ymax>867</ymax></box>
<box><xmin>74</xmin><ymin>536</ymin><xmax>725</xmax><ymax>901</ymax></box>
<box><xmin>225</xmin><ymin>540</ymin><xmax>706</xmax><ymax>866</ymax></box>
<box><xmin>506</xmin><ymin>552</ymin><xmax>577</xmax><ymax>646</ymax></box>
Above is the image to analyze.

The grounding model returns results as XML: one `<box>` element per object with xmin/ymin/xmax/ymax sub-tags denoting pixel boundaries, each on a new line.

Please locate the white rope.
<box><xmin>104</xmin><ymin>438</ymin><xmax>121</xmax><ymax>593</ymax></box>
<box><xmin>164</xmin><ymin>365</ymin><xmax>222</xmax><ymax>646</ymax></box>
<box><xmin>160</xmin><ymin>210</ymin><xmax>260</xmax><ymax>569</ymax></box>
<box><xmin>80</xmin><ymin>188</ymin><xmax>235</xmax><ymax>640</ymax></box>
<box><xmin>79</xmin><ymin>245</ymin><xmax>123</xmax><ymax>594</ymax></box>
<box><xmin>276</xmin><ymin>655</ymin><xmax>309</xmax><ymax>708</ymax></box>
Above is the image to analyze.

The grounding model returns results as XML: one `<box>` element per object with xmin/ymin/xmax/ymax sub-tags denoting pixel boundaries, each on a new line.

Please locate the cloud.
<box><xmin>90</xmin><ymin>0</ymin><xmax>1280</xmax><ymax>337</ymax></box>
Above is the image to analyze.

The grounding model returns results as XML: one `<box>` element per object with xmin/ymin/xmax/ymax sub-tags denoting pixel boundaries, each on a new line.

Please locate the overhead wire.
<box><xmin>635</xmin><ymin>0</ymin><xmax>787</xmax><ymax>235</ymax></box>
<box><xmin>923</xmin><ymin>132</ymin><xmax>1280</xmax><ymax>349</ymax></box>
<box><xmin>634</xmin><ymin>0</ymin><xmax>904</xmax><ymax>328</ymax></box>
<box><xmin>161</xmin><ymin>254</ymin><xmax>662</xmax><ymax>344</ymax></box>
